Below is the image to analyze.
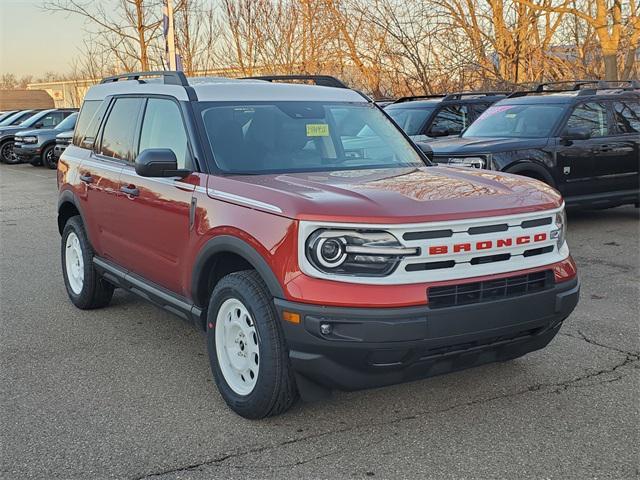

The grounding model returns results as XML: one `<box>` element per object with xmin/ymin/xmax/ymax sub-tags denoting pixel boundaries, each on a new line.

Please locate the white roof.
<box><xmin>84</xmin><ymin>77</ymin><xmax>366</xmax><ymax>103</ymax></box>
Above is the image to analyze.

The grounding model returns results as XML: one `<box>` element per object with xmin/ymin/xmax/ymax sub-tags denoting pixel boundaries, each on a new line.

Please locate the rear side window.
<box><xmin>73</xmin><ymin>100</ymin><xmax>102</xmax><ymax>147</ymax></box>
<box><xmin>430</xmin><ymin>105</ymin><xmax>469</xmax><ymax>135</ymax></box>
<box><xmin>613</xmin><ymin>101</ymin><xmax>640</xmax><ymax>134</ymax></box>
<box><xmin>99</xmin><ymin>98</ymin><xmax>143</xmax><ymax>161</ymax></box>
<box><xmin>139</xmin><ymin>98</ymin><xmax>190</xmax><ymax>169</ymax></box>
<box><xmin>565</xmin><ymin>102</ymin><xmax>609</xmax><ymax>137</ymax></box>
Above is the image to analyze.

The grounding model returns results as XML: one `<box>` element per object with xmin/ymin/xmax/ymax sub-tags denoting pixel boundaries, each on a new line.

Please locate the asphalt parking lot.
<box><xmin>1</xmin><ymin>163</ymin><xmax>638</xmax><ymax>480</ymax></box>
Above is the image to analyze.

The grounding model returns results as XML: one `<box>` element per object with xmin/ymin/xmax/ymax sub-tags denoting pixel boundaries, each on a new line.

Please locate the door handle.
<box><xmin>79</xmin><ymin>173</ymin><xmax>93</xmax><ymax>183</ymax></box>
<box><xmin>120</xmin><ymin>185</ymin><xmax>140</xmax><ymax>197</ymax></box>
<box><xmin>599</xmin><ymin>145</ymin><xmax>612</xmax><ymax>152</ymax></box>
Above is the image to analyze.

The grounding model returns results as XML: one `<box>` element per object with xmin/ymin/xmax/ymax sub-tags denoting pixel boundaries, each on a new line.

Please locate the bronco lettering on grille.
<box><xmin>428</xmin><ymin>233</ymin><xmax>547</xmax><ymax>255</ymax></box>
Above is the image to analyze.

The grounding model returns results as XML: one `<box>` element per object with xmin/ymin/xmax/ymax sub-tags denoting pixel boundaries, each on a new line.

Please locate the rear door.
<box><xmin>80</xmin><ymin>97</ymin><xmax>144</xmax><ymax>260</ymax></box>
<box><xmin>607</xmin><ymin>99</ymin><xmax>640</xmax><ymax>192</ymax></box>
<box><xmin>112</xmin><ymin>96</ymin><xmax>196</xmax><ymax>294</ymax></box>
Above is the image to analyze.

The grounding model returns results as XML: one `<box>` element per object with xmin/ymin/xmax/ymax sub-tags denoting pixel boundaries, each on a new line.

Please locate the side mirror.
<box><xmin>33</xmin><ymin>122</ymin><xmax>44</xmax><ymax>129</ymax></box>
<box><xmin>135</xmin><ymin>149</ymin><xmax>191</xmax><ymax>178</ymax></box>
<box><xmin>415</xmin><ymin>141</ymin><xmax>433</xmax><ymax>161</ymax></box>
<box><xmin>562</xmin><ymin>127</ymin><xmax>590</xmax><ymax>141</ymax></box>
<box><xmin>429</xmin><ymin>127</ymin><xmax>450</xmax><ymax>137</ymax></box>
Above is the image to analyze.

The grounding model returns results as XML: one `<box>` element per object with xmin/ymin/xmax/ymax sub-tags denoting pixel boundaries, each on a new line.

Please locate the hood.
<box><xmin>429</xmin><ymin>136</ymin><xmax>549</xmax><ymax>154</ymax></box>
<box><xmin>0</xmin><ymin>125</ymin><xmax>25</xmax><ymax>136</ymax></box>
<box><xmin>207</xmin><ymin>167</ymin><xmax>562</xmax><ymax>224</ymax></box>
<box><xmin>56</xmin><ymin>130</ymin><xmax>73</xmax><ymax>139</ymax></box>
<box><xmin>15</xmin><ymin>127</ymin><xmax>59</xmax><ymax>139</ymax></box>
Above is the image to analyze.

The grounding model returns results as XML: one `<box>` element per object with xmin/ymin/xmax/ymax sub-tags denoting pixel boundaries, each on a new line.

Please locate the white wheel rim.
<box><xmin>65</xmin><ymin>232</ymin><xmax>84</xmax><ymax>294</ymax></box>
<box><xmin>215</xmin><ymin>298</ymin><xmax>260</xmax><ymax>396</ymax></box>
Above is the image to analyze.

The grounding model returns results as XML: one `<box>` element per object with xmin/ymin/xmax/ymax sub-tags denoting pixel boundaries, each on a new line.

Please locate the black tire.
<box><xmin>207</xmin><ymin>270</ymin><xmax>298</xmax><ymax>419</ymax></box>
<box><xmin>61</xmin><ymin>216</ymin><xmax>114</xmax><ymax>309</ymax></box>
<box><xmin>42</xmin><ymin>145</ymin><xmax>57</xmax><ymax>169</ymax></box>
<box><xmin>0</xmin><ymin>140</ymin><xmax>16</xmax><ymax>164</ymax></box>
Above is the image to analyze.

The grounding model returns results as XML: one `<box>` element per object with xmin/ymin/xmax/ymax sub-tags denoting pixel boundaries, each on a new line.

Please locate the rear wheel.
<box><xmin>207</xmin><ymin>270</ymin><xmax>298</xmax><ymax>419</ymax></box>
<box><xmin>0</xmin><ymin>140</ymin><xmax>16</xmax><ymax>164</ymax></box>
<box><xmin>61</xmin><ymin>216</ymin><xmax>114</xmax><ymax>309</ymax></box>
<box><xmin>42</xmin><ymin>145</ymin><xmax>57</xmax><ymax>169</ymax></box>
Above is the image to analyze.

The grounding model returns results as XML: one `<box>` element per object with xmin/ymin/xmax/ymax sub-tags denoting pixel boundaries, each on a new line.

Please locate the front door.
<box><xmin>112</xmin><ymin>97</ymin><xmax>196</xmax><ymax>294</ymax></box>
<box><xmin>556</xmin><ymin>101</ymin><xmax>614</xmax><ymax>197</ymax></box>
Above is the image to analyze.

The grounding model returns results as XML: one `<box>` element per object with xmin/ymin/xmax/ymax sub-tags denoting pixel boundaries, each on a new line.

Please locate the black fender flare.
<box><xmin>57</xmin><ymin>189</ymin><xmax>87</xmax><ymax>235</ymax></box>
<box><xmin>504</xmin><ymin>161</ymin><xmax>556</xmax><ymax>188</ymax></box>
<box><xmin>191</xmin><ymin>235</ymin><xmax>285</xmax><ymax>308</ymax></box>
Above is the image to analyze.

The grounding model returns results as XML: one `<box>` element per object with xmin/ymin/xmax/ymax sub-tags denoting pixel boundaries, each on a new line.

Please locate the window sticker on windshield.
<box><xmin>306</xmin><ymin>123</ymin><xmax>329</xmax><ymax>137</ymax></box>
<box><xmin>505</xmin><ymin>113</ymin><xmax>517</xmax><ymax>118</ymax></box>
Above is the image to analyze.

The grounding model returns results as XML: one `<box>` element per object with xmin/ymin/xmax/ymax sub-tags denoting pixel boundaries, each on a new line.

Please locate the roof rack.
<box><xmin>509</xmin><ymin>79</ymin><xmax>640</xmax><ymax>98</ymax></box>
<box><xmin>100</xmin><ymin>71</ymin><xmax>189</xmax><ymax>86</ymax></box>
<box><xmin>393</xmin><ymin>91</ymin><xmax>506</xmax><ymax>104</ymax></box>
<box><xmin>242</xmin><ymin>75</ymin><xmax>349</xmax><ymax>89</ymax></box>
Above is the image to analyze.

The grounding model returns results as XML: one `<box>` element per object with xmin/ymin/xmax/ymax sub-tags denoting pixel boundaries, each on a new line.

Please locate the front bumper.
<box><xmin>276</xmin><ymin>277</ymin><xmax>579</xmax><ymax>391</ymax></box>
<box><xmin>54</xmin><ymin>143</ymin><xmax>69</xmax><ymax>159</ymax></box>
<box><xmin>13</xmin><ymin>143</ymin><xmax>40</xmax><ymax>162</ymax></box>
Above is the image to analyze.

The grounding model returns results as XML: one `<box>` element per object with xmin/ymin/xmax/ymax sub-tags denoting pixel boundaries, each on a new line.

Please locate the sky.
<box><xmin>0</xmin><ymin>0</ymin><xmax>99</xmax><ymax>77</ymax></box>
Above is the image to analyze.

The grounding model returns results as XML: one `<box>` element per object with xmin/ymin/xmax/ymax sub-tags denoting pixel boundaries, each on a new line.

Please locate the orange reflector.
<box><xmin>282</xmin><ymin>311</ymin><xmax>301</xmax><ymax>324</ymax></box>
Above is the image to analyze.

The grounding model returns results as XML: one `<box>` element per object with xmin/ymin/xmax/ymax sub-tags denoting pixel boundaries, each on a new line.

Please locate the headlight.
<box><xmin>21</xmin><ymin>136</ymin><xmax>38</xmax><ymax>144</ymax></box>
<box><xmin>550</xmin><ymin>209</ymin><xmax>567</xmax><ymax>250</ymax></box>
<box><xmin>448</xmin><ymin>157</ymin><xmax>485</xmax><ymax>168</ymax></box>
<box><xmin>306</xmin><ymin>229</ymin><xmax>418</xmax><ymax>276</ymax></box>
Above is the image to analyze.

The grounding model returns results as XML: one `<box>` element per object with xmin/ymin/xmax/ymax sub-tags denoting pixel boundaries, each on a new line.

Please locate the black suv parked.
<box><xmin>0</xmin><ymin>109</ymin><xmax>77</xmax><ymax>164</ymax></box>
<box><xmin>384</xmin><ymin>92</ymin><xmax>506</xmax><ymax>142</ymax></box>
<box><xmin>429</xmin><ymin>81</ymin><xmax>640</xmax><ymax>208</ymax></box>
<box><xmin>14</xmin><ymin>112</ymin><xmax>78</xmax><ymax>169</ymax></box>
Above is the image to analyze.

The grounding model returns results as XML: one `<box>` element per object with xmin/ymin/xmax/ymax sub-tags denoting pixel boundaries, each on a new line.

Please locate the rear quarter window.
<box><xmin>72</xmin><ymin>100</ymin><xmax>103</xmax><ymax>148</ymax></box>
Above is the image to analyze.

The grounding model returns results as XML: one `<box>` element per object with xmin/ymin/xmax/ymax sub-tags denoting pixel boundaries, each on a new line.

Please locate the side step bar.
<box><xmin>93</xmin><ymin>257</ymin><xmax>204</xmax><ymax>328</ymax></box>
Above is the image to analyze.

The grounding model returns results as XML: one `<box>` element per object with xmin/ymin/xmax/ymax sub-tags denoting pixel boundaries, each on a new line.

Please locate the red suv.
<box><xmin>57</xmin><ymin>72</ymin><xmax>579</xmax><ymax>418</ymax></box>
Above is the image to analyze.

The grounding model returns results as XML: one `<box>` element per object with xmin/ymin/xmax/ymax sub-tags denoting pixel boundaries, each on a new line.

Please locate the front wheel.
<box><xmin>42</xmin><ymin>145</ymin><xmax>57</xmax><ymax>169</ymax></box>
<box><xmin>0</xmin><ymin>140</ymin><xmax>16</xmax><ymax>164</ymax></box>
<box><xmin>207</xmin><ymin>270</ymin><xmax>298</xmax><ymax>419</ymax></box>
<box><xmin>61</xmin><ymin>216</ymin><xmax>114</xmax><ymax>309</ymax></box>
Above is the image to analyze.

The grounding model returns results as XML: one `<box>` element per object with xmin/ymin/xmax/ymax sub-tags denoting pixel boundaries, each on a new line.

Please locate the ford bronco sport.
<box><xmin>429</xmin><ymin>80</ymin><xmax>640</xmax><ymax>208</ymax></box>
<box><xmin>57</xmin><ymin>72</ymin><xmax>579</xmax><ymax>419</ymax></box>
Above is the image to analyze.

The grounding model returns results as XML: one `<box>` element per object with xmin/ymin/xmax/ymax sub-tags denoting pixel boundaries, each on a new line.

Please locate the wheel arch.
<box><xmin>191</xmin><ymin>235</ymin><xmax>285</xmax><ymax>311</ymax></box>
<box><xmin>57</xmin><ymin>190</ymin><xmax>85</xmax><ymax>235</ymax></box>
<box><xmin>504</xmin><ymin>160</ymin><xmax>556</xmax><ymax>188</ymax></box>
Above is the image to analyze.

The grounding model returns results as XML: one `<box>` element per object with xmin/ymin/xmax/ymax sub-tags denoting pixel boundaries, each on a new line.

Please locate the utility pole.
<box><xmin>164</xmin><ymin>0</ymin><xmax>177</xmax><ymax>70</ymax></box>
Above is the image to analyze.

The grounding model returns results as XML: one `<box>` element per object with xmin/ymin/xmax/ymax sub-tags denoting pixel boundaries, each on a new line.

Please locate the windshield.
<box><xmin>0</xmin><ymin>111</ymin><xmax>33</xmax><ymax>126</ymax></box>
<box><xmin>0</xmin><ymin>111</ymin><xmax>17</xmax><ymax>123</ymax></box>
<box><xmin>19</xmin><ymin>111</ymin><xmax>47</xmax><ymax>127</ymax></box>
<box><xmin>200</xmin><ymin>102</ymin><xmax>425</xmax><ymax>174</ymax></box>
<box><xmin>464</xmin><ymin>104</ymin><xmax>566</xmax><ymax>138</ymax></box>
<box><xmin>55</xmin><ymin>113</ymin><xmax>78</xmax><ymax>131</ymax></box>
<box><xmin>384</xmin><ymin>106</ymin><xmax>435</xmax><ymax>135</ymax></box>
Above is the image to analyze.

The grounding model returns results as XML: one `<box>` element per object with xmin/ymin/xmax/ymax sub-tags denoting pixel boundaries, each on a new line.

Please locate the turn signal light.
<box><xmin>282</xmin><ymin>311</ymin><xmax>301</xmax><ymax>324</ymax></box>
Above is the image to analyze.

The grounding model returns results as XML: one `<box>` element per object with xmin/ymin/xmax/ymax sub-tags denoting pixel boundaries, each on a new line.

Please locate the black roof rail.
<box><xmin>509</xmin><ymin>79</ymin><xmax>640</xmax><ymax>98</ymax></box>
<box><xmin>392</xmin><ymin>94</ymin><xmax>446</xmax><ymax>104</ymax></box>
<box><xmin>100</xmin><ymin>71</ymin><xmax>189</xmax><ymax>86</ymax></box>
<box><xmin>442</xmin><ymin>91</ymin><xmax>508</xmax><ymax>101</ymax></box>
<box><xmin>393</xmin><ymin>91</ymin><xmax>506</xmax><ymax>104</ymax></box>
<box><xmin>242</xmin><ymin>75</ymin><xmax>349</xmax><ymax>89</ymax></box>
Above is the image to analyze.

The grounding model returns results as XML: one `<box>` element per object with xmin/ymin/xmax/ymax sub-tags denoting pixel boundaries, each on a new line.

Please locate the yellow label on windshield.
<box><xmin>306</xmin><ymin>124</ymin><xmax>329</xmax><ymax>137</ymax></box>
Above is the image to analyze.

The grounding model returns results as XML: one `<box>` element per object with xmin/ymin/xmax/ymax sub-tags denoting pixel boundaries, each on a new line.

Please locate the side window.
<box><xmin>471</xmin><ymin>103</ymin><xmax>492</xmax><ymax>120</ymax></box>
<box><xmin>138</xmin><ymin>98</ymin><xmax>190</xmax><ymax>169</ymax></box>
<box><xmin>430</xmin><ymin>105</ymin><xmax>469</xmax><ymax>135</ymax></box>
<box><xmin>73</xmin><ymin>100</ymin><xmax>102</xmax><ymax>147</ymax></box>
<box><xmin>565</xmin><ymin>102</ymin><xmax>609</xmax><ymax>137</ymax></box>
<box><xmin>38</xmin><ymin>112</ymin><xmax>64</xmax><ymax>128</ymax></box>
<box><xmin>613</xmin><ymin>101</ymin><xmax>640</xmax><ymax>134</ymax></box>
<box><xmin>99</xmin><ymin>98</ymin><xmax>142</xmax><ymax>161</ymax></box>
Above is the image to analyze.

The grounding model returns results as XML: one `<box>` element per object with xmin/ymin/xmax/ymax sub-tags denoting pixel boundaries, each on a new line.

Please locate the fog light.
<box><xmin>320</xmin><ymin>323</ymin><xmax>332</xmax><ymax>335</ymax></box>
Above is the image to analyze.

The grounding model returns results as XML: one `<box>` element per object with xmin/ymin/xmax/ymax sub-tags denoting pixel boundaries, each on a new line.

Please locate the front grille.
<box><xmin>428</xmin><ymin>270</ymin><xmax>553</xmax><ymax>309</ymax></box>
